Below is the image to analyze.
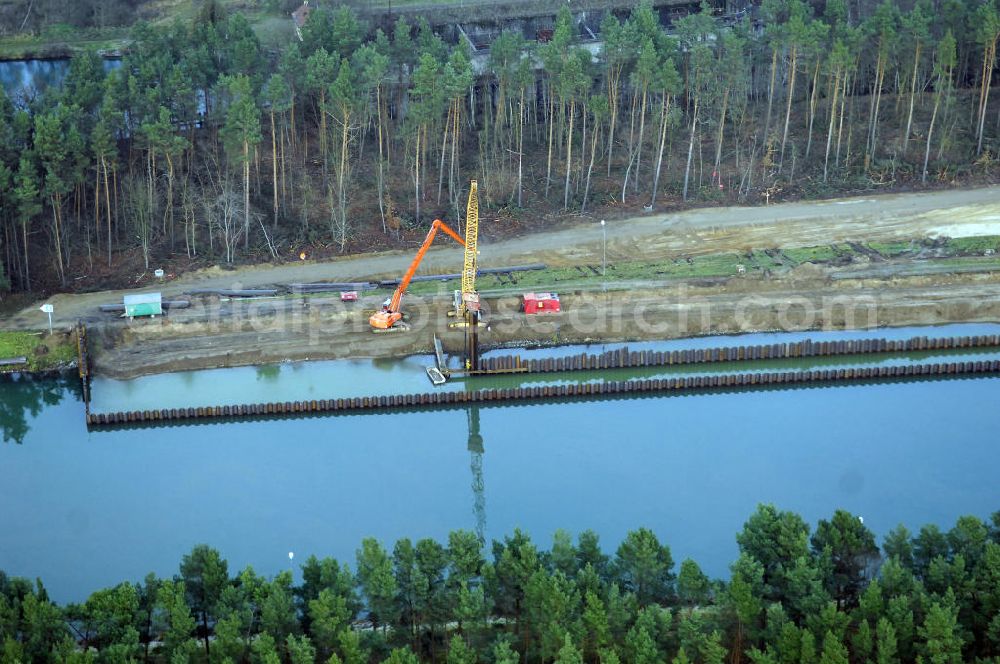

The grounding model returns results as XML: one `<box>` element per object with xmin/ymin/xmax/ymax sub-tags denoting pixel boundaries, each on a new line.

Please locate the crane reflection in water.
<box><xmin>466</xmin><ymin>405</ymin><xmax>486</xmax><ymax>544</ymax></box>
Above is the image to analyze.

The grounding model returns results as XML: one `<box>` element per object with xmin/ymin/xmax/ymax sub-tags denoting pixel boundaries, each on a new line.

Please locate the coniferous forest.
<box><xmin>2</xmin><ymin>507</ymin><xmax>1000</xmax><ymax>662</ymax></box>
<box><xmin>0</xmin><ymin>0</ymin><xmax>999</xmax><ymax>294</ymax></box>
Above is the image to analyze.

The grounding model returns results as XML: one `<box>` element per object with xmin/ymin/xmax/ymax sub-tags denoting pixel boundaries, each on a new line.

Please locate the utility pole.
<box><xmin>600</xmin><ymin>219</ymin><xmax>607</xmax><ymax>277</ymax></box>
<box><xmin>600</xmin><ymin>219</ymin><xmax>607</xmax><ymax>291</ymax></box>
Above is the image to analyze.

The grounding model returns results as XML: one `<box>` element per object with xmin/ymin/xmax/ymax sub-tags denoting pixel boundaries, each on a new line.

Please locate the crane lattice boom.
<box><xmin>461</xmin><ymin>181</ymin><xmax>479</xmax><ymax>311</ymax></box>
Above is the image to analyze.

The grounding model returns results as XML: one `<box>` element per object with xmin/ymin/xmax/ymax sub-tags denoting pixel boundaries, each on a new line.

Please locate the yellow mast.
<box><xmin>460</xmin><ymin>180</ymin><xmax>479</xmax><ymax>311</ymax></box>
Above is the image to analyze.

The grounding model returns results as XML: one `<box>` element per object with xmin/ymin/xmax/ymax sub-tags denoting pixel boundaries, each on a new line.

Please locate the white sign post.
<box><xmin>39</xmin><ymin>303</ymin><xmax>53</xmax><ymax>334</ymax></box>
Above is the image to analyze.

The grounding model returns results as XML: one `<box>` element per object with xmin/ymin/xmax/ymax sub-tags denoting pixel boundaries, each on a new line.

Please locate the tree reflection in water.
<box><xmin>0</xmin><ymin>374</ymin><xmax>77</xmax><ymax>444</ymax></box>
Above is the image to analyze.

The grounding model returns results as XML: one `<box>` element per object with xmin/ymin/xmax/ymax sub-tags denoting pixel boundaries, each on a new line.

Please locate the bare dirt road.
<box><xmin>6</xmin><ymin>186</ymin><xmax>1000</xmax><ymax>377</ymax></box>
<box><xmin>6</xmin><ymin>185</ymin><xmax>998</xmax><ymax>330</ymax></box>
<box><xmin>86</xmin><ymin>269</ymin><xmax>1000</xmax><ymax>378</ymax></box>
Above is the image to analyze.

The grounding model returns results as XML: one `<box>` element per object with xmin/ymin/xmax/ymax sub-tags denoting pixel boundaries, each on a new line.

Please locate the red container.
<box><xmin>523</xmin><ymin>292</ymin><xmax>561</xmax><ymax>314</ymax></box>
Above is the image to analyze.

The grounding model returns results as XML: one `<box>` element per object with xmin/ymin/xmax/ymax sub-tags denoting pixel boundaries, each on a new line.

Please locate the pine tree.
<box><xmin>14</xmin><ymin>156</ymin><xmax>41</xmax><ymax>290</ymax></box>
<box><xmin>923</xmin><ymin>31</ymin><xmax>956</xmax><ymax>183</ymax></box>
<box><xmin>264</xmin><ymin>74</ymin><xmax>292</xmax><ymax>229</ymax></box>
<box><xmin>974</xmin><ymin>3</ymin><xmax>1000</xmax><ymax>155</ymax></box>
<box><xmin>446</xmin><ymin>635</ymin><xmax>477</xmax><ymax>664</ymax></box>
<box><xmin>818</xmin><ymin>631</ymin><xmax>848</xmax><ymax>664</ymax></box>
<box><xmin>329</xmin><ymin>59</ymin><xmax>357</xmax><ymax>250</ymax></box>
<box><xmin>556</xmin><ymin>632</ymin><xmax>585</xmax><ymax>664</ymax></box>
<box><xmin>221</xmin><ymin>74</ymin><xmax>262</xmax><ymax>254</ymax></box>
<box><xmin>876</xmin><ymin>617</ymin><xmax>899</xmax><ymax>664</ymax></box>
<box><xmin>918</xmin><ymin>602</ymin><xmax>963</xmax><ymax>664</ymax></box>
<box><xmin>156</xmin><ymin>581</ymin><xmax>195</xmax><ymax>659</ymax></box>
<box><xmin>287</xmin><ymin>634</ymin><xmax>317</xmax><ymax>664</ymax></box>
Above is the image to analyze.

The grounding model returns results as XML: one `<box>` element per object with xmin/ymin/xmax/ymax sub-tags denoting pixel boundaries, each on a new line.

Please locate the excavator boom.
<box><xmin>369</xmin><ymin>219</ymin><xmax>465</xmax><ymax>330</ymax></box>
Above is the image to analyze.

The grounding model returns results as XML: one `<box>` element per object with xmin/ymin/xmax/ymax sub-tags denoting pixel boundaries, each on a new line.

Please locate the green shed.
<box><xmin>123</xmin><ymin>292</ymin><xmax>162</xmax><ymax>318</ymax></box>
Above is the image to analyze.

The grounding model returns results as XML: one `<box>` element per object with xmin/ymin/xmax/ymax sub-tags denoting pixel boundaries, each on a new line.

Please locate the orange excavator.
<box><xmin>369</xmin><ymin>219</ymin><xmax>466</xmax><ymax>331</ymax></box>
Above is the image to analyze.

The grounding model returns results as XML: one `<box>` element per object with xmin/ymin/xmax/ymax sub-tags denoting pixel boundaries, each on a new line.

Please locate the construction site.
<box><xmin>6</xmin><ymin>2</ymin><xmax>1000</xmax><ymax>655</ymax></box>
<box><xmin>4</xmin><ymin>183</ymin><xmax>1000</xmax><ymax>384</ymax></box>
<box><xmin>3</xmin><ymin>179</ymin><xmax>996</xmax><ymax>433</ymax></box>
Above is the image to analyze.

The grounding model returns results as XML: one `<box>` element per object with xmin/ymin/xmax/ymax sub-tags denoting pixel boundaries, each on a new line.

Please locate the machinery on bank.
<box><xmin>368</xmin><ymin>219</ymin><xmax>465</xmax><ymax>332</ymax></box>
<box><xmin>372</xmin><ymin>181</ymin><xmax>504</xmax><ymax>380</ymax></box>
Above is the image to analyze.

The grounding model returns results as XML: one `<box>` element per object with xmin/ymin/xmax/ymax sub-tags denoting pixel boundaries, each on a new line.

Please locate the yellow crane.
<box><xmin>455</xmin><ymin>182</ymin><xmax>483</xmax><ymax>370</ymax></box>
<box><xmin>459</xmin><ymin>181</ymin><xmax>480</xmax><ymax>316</ymax></box>
<box><xmin>460</xmin><ymin>187</ymin><xmax>486</xmax><ymax>539</ymax></box>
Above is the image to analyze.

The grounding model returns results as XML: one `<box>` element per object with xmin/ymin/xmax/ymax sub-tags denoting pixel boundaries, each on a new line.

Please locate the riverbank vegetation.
<box><xmin>1</xmin><ymin>507</ymin><xmax>999</xmax><ymax>662</ymax></box>
<box><xmin>1</xmin><ymin>0</ymin><xmax>999</xmax><ymax>297</ymax></box>
<box><xmin>0</xmin><ymin>329</ymin><xmax>75</xmax><ymax>370</ymax></box>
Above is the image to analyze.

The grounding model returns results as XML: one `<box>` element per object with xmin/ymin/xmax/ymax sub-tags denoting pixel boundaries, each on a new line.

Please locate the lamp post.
<box><xmin>288</xmin><ymin>551</ymin><xmax>294</xmax><ymax>579</ymax></box>
<box><xmin>600</xmin><ymin>220</ymin><xmax>606</xmax><ymax>277</ymax></box>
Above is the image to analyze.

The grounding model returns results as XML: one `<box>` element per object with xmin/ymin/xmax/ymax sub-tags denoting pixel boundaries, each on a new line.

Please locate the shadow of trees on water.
<box><xmin>0</xmin><ymin>374</ymin><xmax>79</xmax><ymax>444</ymax></box>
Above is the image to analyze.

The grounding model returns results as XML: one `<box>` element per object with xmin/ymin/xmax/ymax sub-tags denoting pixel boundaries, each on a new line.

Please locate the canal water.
<box><xmin>3</xmin><ymin>325</ymin><xmax>1000</xmax><ymax>603</ymax></box>
<box><xmin>89</xmin><ymin>321</ymin><xmax>1000</xmax><ymax>412</ymax></box>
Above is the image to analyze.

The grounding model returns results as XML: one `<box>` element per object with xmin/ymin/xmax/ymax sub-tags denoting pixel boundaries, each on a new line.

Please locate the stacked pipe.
<box><xmin>290</xmin><ymin>282</ymin><xmax>377</xmax><ymax>293</ymax></box>
<box><xmin>187</xmin><ymin>289</ymin><xmax>278</xmax><ymax>297</ymax></box>
<box><xmin>480</xmin><ymin>334</ymin><xmax>1000</xmax><ymax>374</ymax></box>
<box><xmin>377</xmin><ymin>263</ymin><xmax>547</xmax><ymax>287</ymax></box>
<box><xmin>86</xmin><ymin>359</ymin><xmax>1000</xmax><ymax>427</ymax></box>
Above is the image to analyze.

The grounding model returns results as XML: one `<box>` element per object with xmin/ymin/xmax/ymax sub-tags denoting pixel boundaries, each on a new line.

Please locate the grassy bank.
<box><xmin>403</xmin><ymin>234</ymin><xmax>1000</xmax><ymax>296</ymax></box>
<box><xmin>0</xmin><ymin>330</ymin><xmax>76</xmax><ymax>372</ymax></box>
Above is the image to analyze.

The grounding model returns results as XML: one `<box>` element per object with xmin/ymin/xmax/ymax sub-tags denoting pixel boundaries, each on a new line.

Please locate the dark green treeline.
<box><xmin>2</xmin><ymin>506</ymin><xmax>1000</xmax><ymax>663</ymax></box>
<box><xmin>1</xmin><ymin>0</ymin><xmax>999</xmax><ymax>292</ymax></box>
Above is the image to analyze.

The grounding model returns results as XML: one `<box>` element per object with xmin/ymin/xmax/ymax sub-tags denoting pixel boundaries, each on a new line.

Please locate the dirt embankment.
<box><xmin>85</xmin><ymin>266</ymin><xmax>1000</xmax><ymax>379</ymax></box>
<box><xmin>9</xmin><ymin>186</ymin><xmax>1000</xmax><ymax>378</ymax></box>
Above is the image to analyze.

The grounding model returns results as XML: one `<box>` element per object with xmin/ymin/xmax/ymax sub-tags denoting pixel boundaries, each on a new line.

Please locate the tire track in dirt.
<box><xmin>6</xmin><ymin>185</ymin><xmax>999</xmax><ymax>331</ymax></box>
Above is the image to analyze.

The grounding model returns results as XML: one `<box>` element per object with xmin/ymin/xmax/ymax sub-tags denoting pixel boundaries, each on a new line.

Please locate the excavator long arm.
<box><xmin>370</xmin><ymin>219</ymin><xmax>465</xmax><ymax>330</ymax></box>
<box><xmin>388</xmin><ymin>219</ymin><xmax>464</xmax><ymax>312</ymax></box>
